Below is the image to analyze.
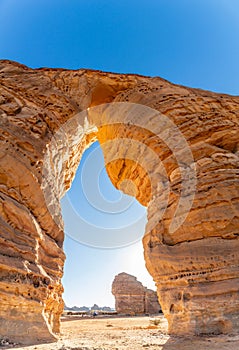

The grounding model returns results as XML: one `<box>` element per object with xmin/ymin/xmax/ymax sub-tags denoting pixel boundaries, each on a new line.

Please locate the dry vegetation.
<box><xmin>2</xmin><ymin>315</ymin><xmax>239</xmax><ymax>350</ymax></box>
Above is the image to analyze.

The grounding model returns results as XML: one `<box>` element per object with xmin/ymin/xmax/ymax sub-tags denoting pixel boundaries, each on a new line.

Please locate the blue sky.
<box><xmin>0</xmin><ymin>0</ymin><xmax>239</xmax><ymax>307</ymax></box>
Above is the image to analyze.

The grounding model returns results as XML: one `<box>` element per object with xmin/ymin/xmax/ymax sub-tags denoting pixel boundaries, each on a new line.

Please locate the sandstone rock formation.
<box><xmin>0</xmin><ymin>60</ymin><xmax>239</xmax><ymax>344</ymax></box>
<box><xmin>112</xmin><ymin>272</ymin><xmax>161</xmax><ymax>315</ymax></box>
<box><xmin>145</xmin><ymin>288</ymin><xmax>161</xmax><ymax>315</ymax></box>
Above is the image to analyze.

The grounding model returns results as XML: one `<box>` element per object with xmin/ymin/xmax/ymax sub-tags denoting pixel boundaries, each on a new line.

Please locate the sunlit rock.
<box><xmin>0</xmin><ymin>60</ymin><xmax>239</xmax><ymax>344</ymax></box>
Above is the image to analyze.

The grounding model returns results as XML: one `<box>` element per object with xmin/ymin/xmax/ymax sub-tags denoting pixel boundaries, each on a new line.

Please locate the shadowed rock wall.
<box><xmin>0</xmin><ymin>60</ymin><xmax>239</xmax><ymax>343</ymax></box>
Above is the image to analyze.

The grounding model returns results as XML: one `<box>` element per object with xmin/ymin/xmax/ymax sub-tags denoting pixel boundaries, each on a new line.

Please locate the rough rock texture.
<box><xmin>0</xmin><ymin>60</ymin><xmax>239</xmax><ymax>343</ymax></box>
<box><xmin>145</xmin><ymin>288</ymin><xmax>161</xmax><ymax>315</ymax></box>
<box><xmin>112</xmin><ymin>272</ymin><xmax>161</xmax><ymax>315</ymax></box>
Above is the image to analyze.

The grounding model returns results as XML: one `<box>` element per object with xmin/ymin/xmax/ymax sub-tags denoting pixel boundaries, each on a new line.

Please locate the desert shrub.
<box><xmin>149</xmin><ymin>317</ymin><xmax>161</xmax><ymax>326</ymax></box>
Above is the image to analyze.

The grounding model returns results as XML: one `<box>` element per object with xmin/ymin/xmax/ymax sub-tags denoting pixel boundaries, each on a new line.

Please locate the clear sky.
<box><xmin>0</xmin><ymin>0</ymin><xmax>239</xmax><ymax>307</ymax></box>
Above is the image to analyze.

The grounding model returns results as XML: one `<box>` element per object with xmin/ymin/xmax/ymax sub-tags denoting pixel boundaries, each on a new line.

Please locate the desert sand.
<box><xmin>2</xmin><ymin>315</ymin><xmax>239</xmax><ymax>350</ymax></box>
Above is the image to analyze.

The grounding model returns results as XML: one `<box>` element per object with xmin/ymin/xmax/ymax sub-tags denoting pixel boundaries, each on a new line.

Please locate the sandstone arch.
<box><xmin>0</xmin><ymin>60</ymin><xmax>239</xmax><ymax>344</ymax></box>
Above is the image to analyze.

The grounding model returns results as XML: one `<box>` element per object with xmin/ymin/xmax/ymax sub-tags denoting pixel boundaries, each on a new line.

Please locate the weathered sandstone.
<box><xmin>0</xmin><ymin>60</ymin><xmax>239</xmax><ymax>343</ymax></box>
<box><xmin>112</xmin><ymin>272</ymin><xmax>161</xmax><ymax>315</ymax></box>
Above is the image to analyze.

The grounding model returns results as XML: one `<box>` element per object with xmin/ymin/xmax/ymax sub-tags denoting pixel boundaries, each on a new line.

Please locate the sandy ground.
<box><xmin>2</xmin><ymin>315</ymin><xmax>239</xmax><ymax>350</ymax></box>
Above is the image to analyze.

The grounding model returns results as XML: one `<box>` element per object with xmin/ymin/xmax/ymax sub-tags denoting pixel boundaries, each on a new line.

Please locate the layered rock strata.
<box><xmin>0</xmin><ymin>60</ymin><xmax>239</xmax><ymax>343</ymax></box>
<box><xmin>112</xmin><ymin>272</ymin><xmax>161</xmax><ymax>315</ymax></box>
<box><xmin>145</xmin><ymin>288</ymin><xmax>161</xmax><ymax>315</ymax></box>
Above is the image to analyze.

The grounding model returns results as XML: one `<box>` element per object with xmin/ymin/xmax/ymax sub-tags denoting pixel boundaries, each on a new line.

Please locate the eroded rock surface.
<box><xmin>0</xmin><ymin>60</ymin><xmax>239</xmax><ymax>343</ymax></box>
<box><xmin>112</xmin><ymin>272</ymin><xmax>161</xmax><ymax>315</ymax></box>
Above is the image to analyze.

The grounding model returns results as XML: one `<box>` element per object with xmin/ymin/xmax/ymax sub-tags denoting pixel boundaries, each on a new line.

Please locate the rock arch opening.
<box><xmin>61</xmin><ymin>140</ymin><xmax>150</xmax><ymax>311</ymax></box>
<box><xmin>0</xmin><ymin>60</ymin><xmax>239</xmax><ymax>345</ymax></box>
<box><xmin>60</xmin><ymin>141</ymin><xmax>148</xmax><ymax>250</ymax></box>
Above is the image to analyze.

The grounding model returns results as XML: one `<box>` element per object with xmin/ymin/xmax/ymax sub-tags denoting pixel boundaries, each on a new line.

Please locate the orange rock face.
<box><xmin>0</xmin><ymin>60</ymin><xmax>239</xmax><ymax>344</ymax></box>
<box><xmin>112</xmin><ymin>273</ymin><xmax>161</xmax><ymax>315</ymax></box>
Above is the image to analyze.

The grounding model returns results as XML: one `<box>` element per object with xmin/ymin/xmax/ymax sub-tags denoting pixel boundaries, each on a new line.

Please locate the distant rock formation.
<box><xmin>64</xmin><ymin>305</ymin><xmax>90</xmax><ymax>312</ymax></box>
<box><xmin>112</xmin><ymin>273</ymin><xmax>161</xmax><ymax>315</ymax></box>
<box><xmin>145</xmin><ymin>288</ymin><xmax>161</xmax><ymax>315</ymax></box>
<box><xmin>64</xmin><ymin>304</ymin><xmax>114</xmax><ymax>312</ymax></box>
<box><xmin>91</xmin><ymin>304</ymin><xmax>100</xmax><ymax>311</ymax></box>
<box><xmin>102</xmin><ymin>306</ymin><xmax>113</xmax><ymax>312</ymax></box>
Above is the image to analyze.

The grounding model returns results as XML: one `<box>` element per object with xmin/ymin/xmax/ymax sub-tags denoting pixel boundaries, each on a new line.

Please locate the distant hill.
<box><xmin>64</xmin><ymin>304</ymin><xmax>115</xmax><ymax>312</ymax></box>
